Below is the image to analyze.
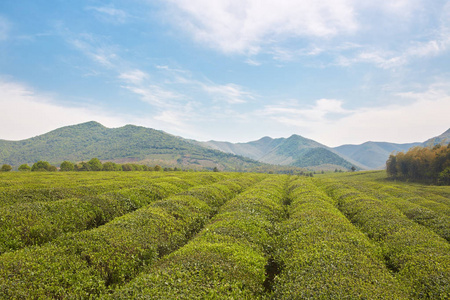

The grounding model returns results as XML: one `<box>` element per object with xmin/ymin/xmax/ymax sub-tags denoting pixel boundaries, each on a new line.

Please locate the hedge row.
<box><xmin>319</xmin><ymin>179</ymin><xmax>450</xmax><ymax>299</ymax></box>
<box><xmin>0</xmin><ymin>180</ymin><xmax>200</xmax><ymax>254</ymax></box>
<box><xmin>0</xmin><ymin>172</ymin><xmax>225</xmax><ymax>207</ymax></box>
<box><xmin>0</xmin><ymin>173</ymin><xmax>263</xmax><ymax>299</ymax></box>
<box><xmin>373</xmin><ymin>184</ymin><xmax>450</xmax><ymax>215</ymax></box>
<box><xmin>0</xmin><ymin>173</ymin><xmax>228</xmax><ymax>254</ymax></box>
<box><xmin>345</xmin><ymin>181</ymin><xmax>450</xmax><ymax>241</ymax></box>
<box><xmin>272</xmin><ymin>178</ymin><xmax>408</xmax><ymax>299</ymax></box>
<box><xmin>111</xmin><ymin>175</ymin><xmax>289</xmax><ymax>299</ymax></box>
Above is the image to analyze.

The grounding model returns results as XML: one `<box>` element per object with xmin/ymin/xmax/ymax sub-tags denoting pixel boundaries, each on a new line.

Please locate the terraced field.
<box><xmin>0</xmin><ymin>171</ymin><xmax>448</xmax><ymax>299</ymax></box>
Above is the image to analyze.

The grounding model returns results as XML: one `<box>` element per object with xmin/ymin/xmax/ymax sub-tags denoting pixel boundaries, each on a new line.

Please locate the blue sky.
<box><xmin>0</xmin><ymin>0</ymin><xmax>449</xmax><ymax>147</ymax></box>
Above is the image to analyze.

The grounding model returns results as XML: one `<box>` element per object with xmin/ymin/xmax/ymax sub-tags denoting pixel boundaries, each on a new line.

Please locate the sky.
<box><xmin>0</xmin><ymin>0</ymin><xmax>449</xmax><ymax>147</ymax></box>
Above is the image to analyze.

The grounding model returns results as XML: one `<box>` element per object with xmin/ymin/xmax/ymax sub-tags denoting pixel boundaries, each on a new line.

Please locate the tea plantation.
<box><xmin>0</xmin><ymin>171</ymin><xmax>449</xmax><ymax>299</ymax></box>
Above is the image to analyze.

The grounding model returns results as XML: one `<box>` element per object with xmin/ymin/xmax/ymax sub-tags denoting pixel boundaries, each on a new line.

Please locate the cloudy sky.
<box><xmin>0</xmin><ymin>0</ymin><xmax>449</xmax><ymax>146</ymax></box>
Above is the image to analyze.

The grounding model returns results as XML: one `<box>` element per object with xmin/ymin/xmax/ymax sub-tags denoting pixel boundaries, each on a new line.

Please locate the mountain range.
<box><xmin>0</xmin><ymin>121</ymin><xmax>448</xmax><ymax>171</ymax></box>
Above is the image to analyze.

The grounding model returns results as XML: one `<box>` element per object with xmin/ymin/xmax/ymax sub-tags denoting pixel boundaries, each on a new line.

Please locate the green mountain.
<box><xmin>333</xmin><ymin>128</ymin><xmax>450</xmax><ymax>169</ymax></box>
<box><xmin>333</xmin><ymin>141</ymin><xmax>421</xmax><ymax>169</ymax></box>
<box><xmin>201</xmin><ymin>134</ymin><xmax>358</xmax><ymax>170</ymax></box>
<box><xmin>0</xmin><ymin>121</ymin><xmax>263</xmax><ymax>171</ymax></box>
<box><xmin>422</xmin><ymin>128</ymin><xmax>450</xmax><ymax>147</ymax></box>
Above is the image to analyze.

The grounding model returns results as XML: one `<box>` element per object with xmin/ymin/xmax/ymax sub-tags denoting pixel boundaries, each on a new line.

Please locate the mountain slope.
<box><xmin>333</xmin><ymin>141</ymin><xmax>421</xmax><ymax>169</ymax></box>
<box><xmin>422</xmin><ymin>128</ymin><xmax>450</xmax><ymax>147</ymax></box>
<box><xmin>333</xmin><ymin>128</ymin><xmax>450</xmax><ymax>169</ymax></box>
<box><xmin>201</xmin><ymin>134</ymin><xmax>358</xmax><ymax>170</ymax></box>
<box><xmin>0</xmin><ymin>121</ymin><xmax>263</xmax><ymax>171</ymax></box>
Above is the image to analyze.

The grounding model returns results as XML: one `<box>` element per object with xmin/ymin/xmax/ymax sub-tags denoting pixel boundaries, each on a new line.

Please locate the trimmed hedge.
<box><xmin>272</xmin><ymin>178</ymin><xmax>408</xmax><ymax>299</ymax></box>
<box><xmin>0</xmin><ymin>174</ymin><xmax>264</xmax><ymax>299</ymax></box>
<box><xmin>319</xmin><ymin>179</ymin><xmax>450</xmax><ymax>299</ymax></box>
<box><xmin>345</xmin><ymin>181</ymin><xmax>450</xmax><ymax>241</ymax></box>
<box><xmin>112</xmin><ymin>175</ymin><xmax>288</xmax><ymax>299</ymax></box>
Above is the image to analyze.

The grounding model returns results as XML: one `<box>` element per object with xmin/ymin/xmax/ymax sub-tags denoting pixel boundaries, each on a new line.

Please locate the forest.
<box><xmin>386</xmin><ymin>144</ymin><xmax>450</xmax><ymax>185</ymax></box>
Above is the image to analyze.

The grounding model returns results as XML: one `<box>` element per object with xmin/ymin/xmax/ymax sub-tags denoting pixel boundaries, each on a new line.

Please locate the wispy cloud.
<box><xmin>259</xmin><ymin>99</ymin><xmax>351</xmax><ymax>126</ymax></box>
<box><xmin>163</xmin><ymin>0</ymin><xmax>358</xmax><ymax>55</ymax></box>
<box><xmin>68</xmin><ymin>34</ymin><xmax>119</xmax><ymax>68</ymax></box>
<box><xmin>118</xmin><ymin>69</ymin><xmax>149</xmax><ymax>85</ymax></box>
<box><xmin>85</xmin><ymin>5</ymin><xmax>129</xmax><ymax>24</ymax></box>
<box><xmin>160</xmin><ymin>0</ymin><xmax>449</xmax><ymax>69</ymax></box>
<box><xmin>0</xmin><ymin>15</ymin><xmax>11</xmax><ymax>41</ymax></box>
<box><xmin>258</xmin><ymin>84</ymin><xmax>450</xmax><ymax>147</ymax></box>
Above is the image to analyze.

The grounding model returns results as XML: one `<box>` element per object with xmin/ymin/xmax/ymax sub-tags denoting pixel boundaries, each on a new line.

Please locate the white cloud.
<box><xmin>121</xmin><ymin>84</ymin><xmax>182</xmax><ymax>107</ymax></box>
<box><xmin>0</xmin><ymin>79</ymin><xmax>126</xmax><ymax>140</ymax></box>
<box><xmin>69</xmin><ymin>36</ymin><xmax>118</xmax><ymax>68</ymax></box>
<box><xmin>86</xmin><ymin>6</ymin><xmax>129</xmax><ymax>24</ymax></box>
<box><xmin>164</xmin><ymin>0</ymin><xmax>358</xmax><ymax>54</ymax></box>
<box><xmin>201</xmin><ymin>82</ymin><xmax>254</xmax><ymax>104</ymax></box>
<box><xmin>119</xmin><ymin>69</ymin><xmax>149</xmax><ymax>85</ymax></box>
<box><xmin>0</xmin><ymin>16</ymin><xmax>10</xmax><ymax>41</ymax></box>
<box><xmin>260</xmin><ymin>85</ymin><xmax>450</xmax><ymax>147</ymax></box>
<box><xmin>260</xmin><ymin>99</ymin><xmax>350</xmax><ymax>124</ymax></box>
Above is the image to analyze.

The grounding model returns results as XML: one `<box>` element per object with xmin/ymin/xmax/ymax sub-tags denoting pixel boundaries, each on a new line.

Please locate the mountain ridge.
<box><xmin>1</xmin><ymin>122</ymin><xmax>448</xmax><ymax>171</ymax></box>
<box><xmin>0</xmin><ymin>122</ymin><xmax>264</xmax><ymax>171</ymax></box>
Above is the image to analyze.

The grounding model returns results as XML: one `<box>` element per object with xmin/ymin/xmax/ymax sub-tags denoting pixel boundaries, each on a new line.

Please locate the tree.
<box><xmin>31</xmin><ymin>161</ymin><xmax>52</xmax><ymax>172</ymax></box>
<box><xmin>18</xmin><ymin>164</ymin><xmax>31</xmax><ymax>172</ymax></box>
<box><xmin>88</xmin><ymin>158</ymin><xmax>103</xmax><ymax>171</ymax></box>
<box><xmin>154</xmin><ymin>165</ymin><xmax>162</xmax><ymax>171</ymax></box>
<box><xmin>386</xmin><ymin>154</ymin><xmax>398</xmax><ymax>177</ymax></box>
<box><xmin>102</xmin><ymin>161</ymin><xmax>117</xmax><ymax>171</ymax></box>
<box><xmin>1</xmin><ymin>164</ymin><xmax>12</xmax><ymax>172</ymax></box>
<box><xmin>75</xmin><ymin>162</ymin><xmax>90</xmax><ymax>171</ymax></box>
<box><xmin>122</xmin><ymin>164</ymin><xmax>132</xmax><ymax>171</ymax></box>
<box><xmin>213</xmin><ymin>166</ymin><xmax>219</xmax><ymax>172</ymax></box>
<box><xmin>438</xmin><ymin>167</ymin><xmax>450</xmax><ymax>185</ymax></box>
<box><xmin>60</xmin><ymin>161</ymin><xmax>74</xmax><ymax>171</ymax></box>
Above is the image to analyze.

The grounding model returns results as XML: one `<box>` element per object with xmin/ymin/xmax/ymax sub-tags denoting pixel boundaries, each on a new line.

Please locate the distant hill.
<box><xmin>422</xmin><ymin>128</ymin><xmax>450</xmax><ymax>147</ymax></box>
<box><xmin>2</xmin><ymin>122</ymin><xmax>447</xmax><ymax>171</ymax></box>
<box><xmin>333</xmin><ymin>141</ymin><xmax>421</xmax><ymax>169</ymax></box>
<box><xmin>0</xmin><ymin>122</ymin><xmax>263</xmax><ymax>171</ymax></box>
<box><xmin>200</xmin><ymin>134</ymin><xmax>358</xmax><ymax>170</ymax></box>
<box><xmin>333</xmin><ymin>128</ymin><xmax>450</xmax><ymax>169</ymax></box>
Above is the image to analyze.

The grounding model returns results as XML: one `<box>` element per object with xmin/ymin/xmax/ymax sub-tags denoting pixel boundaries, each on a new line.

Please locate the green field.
<box><xmin>0</xmin><ymin>171</ymin><xmax>449</xmax><ymax>299</ymax></box>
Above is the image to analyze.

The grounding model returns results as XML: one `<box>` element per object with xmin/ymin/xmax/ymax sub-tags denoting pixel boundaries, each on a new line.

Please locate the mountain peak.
<box><xmin>73</xmin><ymin>121</ymin><xmax>106</xmax><ymax>129</ymax></box>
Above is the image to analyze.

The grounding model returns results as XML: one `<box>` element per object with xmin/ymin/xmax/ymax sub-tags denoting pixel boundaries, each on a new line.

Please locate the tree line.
<box><xmin>0</xmin><ymin>158</ymin><xmax>188</xmax><ymax>173</ymax></box>
<box><xmin>386</xmin><ymin>144</ymin><xmax>450</xmax><ymax>185</ymax></box>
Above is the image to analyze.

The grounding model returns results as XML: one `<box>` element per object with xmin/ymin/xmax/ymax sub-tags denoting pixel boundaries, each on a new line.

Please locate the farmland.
<box><xmin>0</xmin><ymin>171</ymin><xmax>449</xmax><ymax>299</ymax></box>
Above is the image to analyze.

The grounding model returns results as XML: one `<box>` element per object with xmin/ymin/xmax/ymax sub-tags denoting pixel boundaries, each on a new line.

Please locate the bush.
<box><xmin>272</xmin><ymin>178</ymin><xmax>408</xmax><ymax>299</ymax></box>
<box><xmin>60</xmin><ymin>161</ymin><xmax>74</xmax><ymax>171</ymax></box>
<box><xmin>1</xmin><ymin>164</ymin><xmax>12</xmax><ymax>172</ymax></box>
<box><xmin>31</xmin><ymin>161</ymin><xmax>55</xmax><ymax>172</ymax></box>
<box><xmin>319</xmin><ymin>179</ymin><xmax>450</xmax><ymax>299</ymax></box>
<box><xmin>18</xmin><ymin>164</ymin><xmax>31</xmax><ymax>172</ymax></box>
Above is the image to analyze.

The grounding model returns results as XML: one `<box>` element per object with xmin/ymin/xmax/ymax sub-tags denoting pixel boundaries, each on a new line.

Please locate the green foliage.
<box><xmin>31</xmin><ymin>160</ymin><xmax>56</xmax><ymax>172</ymax></box>
<box><xmin>319</xmin><ymin>179</ymin><xmax>450</xmax><ymax>299</ymax></box>
<box><xmin>272</xmin><ymin>178</ymin><xmax>408</xmax><ymax>299</ymax></box>
<box><xmin>18</xmin><ymin>164</ymin><xmax>31</xmax><ymax>171</ymax></box>
<box><xmin>0</xmin><ymin>121</ymin><xmax>263</xmax><ymax>171</ymax></box>
<box><xmin>114</xmin><ymin>176</ymin><xmax>285</xmax><ymax>299</ymax></box>
<box><xmin>60</xmin><ymin>160</ymin><xmax>74</xmax><ymax>171</ymax></box>
<box><xmin>1</xmin><ymin>171</ymin><xmax>449</xmax><ymax>299</ymax></box>
<box><xmin>1</xmin><ymin>164</ymin><xmax>12</xmax><ymax>172</ymax></box>
<box><xmin>88</xmin><ymin>158</ymin><xmax>103</xmax><ymax>171</ymax></box>
<box><xmin>102</xmin><ymin>161</ymin><xmax>120</xmax><ymax>171</ymax></box>
<box><xmin>438</xmin><ymin>167</ymin><xmax>450</xmax><ymax>185</ymax></box>
<box><xmin>0</xmin><ymin>172</ymin><xmax>260</xmax><ymax>298</ymax></box>
<box><xmin>386</xmin><ymin>144</ymin><xmax>450</xmax><ymax>184</ymax></box>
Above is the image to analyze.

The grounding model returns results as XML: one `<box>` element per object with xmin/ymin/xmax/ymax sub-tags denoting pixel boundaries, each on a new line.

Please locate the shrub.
<box><xmin>1</xmin><ymin>164</ymin><xmax>12</xmax><ymax>172</ymax></box>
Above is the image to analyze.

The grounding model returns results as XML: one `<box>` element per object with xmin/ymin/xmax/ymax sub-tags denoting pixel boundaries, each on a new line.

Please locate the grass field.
<box><xmin>0</xmin><ymin>171</ymin><xmax>449</xmax><ymax>299</ymax></box>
